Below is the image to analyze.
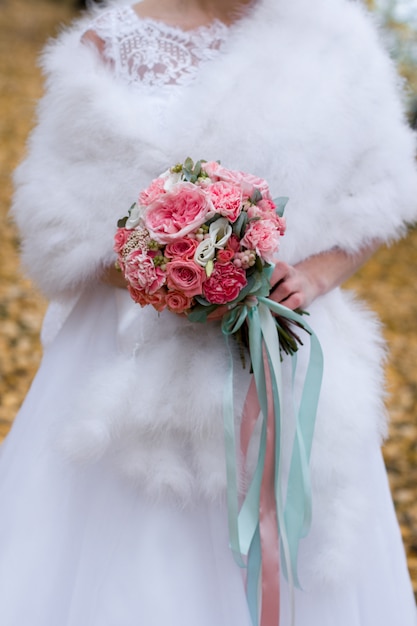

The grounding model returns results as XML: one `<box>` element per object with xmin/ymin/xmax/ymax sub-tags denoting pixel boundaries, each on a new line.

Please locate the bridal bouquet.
<box><xmin>114</xmin><ymin>158</ymin><xmax>323</xmax><ymax>626</ymax></box>
<box><xmin>114</xmin><ymin>157</ymin><xmax>302</xmax><ymax>354</ymax></box>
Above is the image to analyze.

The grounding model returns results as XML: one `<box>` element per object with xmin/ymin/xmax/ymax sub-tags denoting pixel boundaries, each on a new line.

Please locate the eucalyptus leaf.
<box><xmin>250</xmin><ymin>188</ymin><xmax>263</xmax><ymax>204</ymax></box>
<box><xmin>255</xmin><ymin>256</ymin><xmax>264</xmax><ymax>273</ymax></box>
<box><xmin>193</xmin><ymin>161</ymin><xmax>202</xmax><ymax>178</ymax></box>
<box><xmin>205</xmin><ymin>213</ymin><xmax>223</xmax><ymax>226</ymax></box>
<box><xmin>184</xmin><ymin>157</ymin><xmax>194</xmax><ymax>171</ymax></box>
<box><xmin>274</xmin><ymin>196</ymin><xmax>289</xmax><ymax>217</ymax></box>
<box><xmin>187</xmin><ymin>303</ymin><xmax>218</xmax><ymax>323</ymax></box>
<box><xmin>232</xmin><ymin>211</ymin><xmax>248</xmax><ymax>238</ymax></box>
<box><xmin>194</xmin><ymin>295</ymin><xmax>212</xmax><ymax>306</ymax></box>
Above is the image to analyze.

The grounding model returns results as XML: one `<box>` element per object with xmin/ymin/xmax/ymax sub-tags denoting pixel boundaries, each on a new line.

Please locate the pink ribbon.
<box><xmin>241</xmin><ymin>355</ymin><xmax>281</xmax><ymax>626</ymax></box>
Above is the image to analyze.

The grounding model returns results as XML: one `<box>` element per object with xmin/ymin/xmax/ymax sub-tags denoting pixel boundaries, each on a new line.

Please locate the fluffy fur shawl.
<box><xmin>13</xmin><ymin>0</ymin><xmax>417</xmax><ymax>297</ymax></box>
<box><xmin>11</xmin><ymin>0</ymin><xmax>417</xmax><ymax>588</ymax></box>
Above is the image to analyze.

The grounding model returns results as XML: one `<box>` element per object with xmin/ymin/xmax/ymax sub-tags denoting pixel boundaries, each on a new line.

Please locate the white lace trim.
<box><xmin>88</xmin><ymin>6</ymin><xmax>228</xmax><ymax>90</ymax></box>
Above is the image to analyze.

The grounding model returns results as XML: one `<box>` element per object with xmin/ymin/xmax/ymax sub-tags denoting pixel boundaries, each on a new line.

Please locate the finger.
<box><xmin>279</xmin><ymin>291</ymin><xmax>305</xmax><ymax>311</ymax></box>
<box><xmin>270</xmin><ymin>261</ymin><xmax>291</xmax><ymax>287</ymax></box>
<box><xmin>270</xmin><ymin>278</ymin><xmax>296</xmax><ymax>303</ymax></box>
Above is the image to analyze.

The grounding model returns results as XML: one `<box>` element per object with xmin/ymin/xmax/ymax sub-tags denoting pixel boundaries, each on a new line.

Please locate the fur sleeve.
<box><xmin>175</xmin><ymin>0</ymin><xmax>417</xmax><ymax>262</ymax></box>
<box><xmin>325</xmin><ymin>2</ymin><xmax>417</xmax><ymax>251</ymax></box>
<box><xmin>12</xmin><ymin>25</ymin><xmax>116</xmax><ymax>299</ymax></box>
<box><xmin>11</xmin><ymin>14</ymin><xmax>167</xmax><ymax>300</ymax></box>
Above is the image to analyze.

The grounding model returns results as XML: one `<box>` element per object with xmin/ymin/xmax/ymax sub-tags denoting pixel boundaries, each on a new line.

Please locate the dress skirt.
<box><xmin>0</xmin><ymin>285</ymin><xmax>415</xmax><ymax>626</ymax></box>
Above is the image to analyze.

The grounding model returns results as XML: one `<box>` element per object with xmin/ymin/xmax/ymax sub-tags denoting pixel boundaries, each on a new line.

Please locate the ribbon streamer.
<box><xmin>221</xmin><ymin>297</ymin><xmax>324</xmax><ymax>626</ymax></box>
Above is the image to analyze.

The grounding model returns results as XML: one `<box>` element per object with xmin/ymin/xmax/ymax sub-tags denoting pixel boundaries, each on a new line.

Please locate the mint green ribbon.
<box><xmin>221</xmin><ymin>297</ymin><xmax>323</xmax><ymax>625</ymax></box>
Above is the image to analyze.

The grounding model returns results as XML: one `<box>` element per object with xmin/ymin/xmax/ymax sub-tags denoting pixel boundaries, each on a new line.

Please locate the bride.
<box><xmin>1</xmin><ymin>0</ymin><xmax>417</xmax><ymax>624</ymax></box>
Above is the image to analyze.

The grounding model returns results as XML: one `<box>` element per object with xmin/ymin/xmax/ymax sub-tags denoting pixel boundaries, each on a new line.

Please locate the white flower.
<box><xmin>125</xmin><ymin>204</ymin><xmax>145</xmax><ymax>229</ymax></box>
<box><xmin>162</xmin><ymin>171</ymin><xmax>183</xmax><ymax>192</ymax></box>
<box><xmin>194</xmin><ymin>238</ymin><xmax>216</xmax><ymax>267</ymax></box>
<box><xmin>209</xmin><ymin>217</ymin><xmax>232</xmax><ymax>248</ymax></box>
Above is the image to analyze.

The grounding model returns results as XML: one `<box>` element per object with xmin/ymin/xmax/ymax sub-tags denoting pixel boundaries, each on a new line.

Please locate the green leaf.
<box><xmin>255</xmin><ymin>255</ymin><xmax>264</xmax><ymax>273</ymax></box>
<box><xmin>193</xmin><ymin>161</ymin><xmax>202</xmax><ymax>178</ymax></box>
<box><xmin>274</xmin><ymin>196</ymin><xmax>289</xmax><ymax>217</ymax></box>
<box><xmin>184</xmin><ymin>157</ymin><xmax>194</xmax><ymax>171</ymax></box>
<box><xmin>205</xmin><ymin>213</ymin><xmax>223</xmax><ymax>227</ymax></box>
<box><xmin>117</xmin><ymin>216</ymin><xmax>128</xmax><ymax>228</ymax></box>
<box><xmin>183</xmin><ymin>169</ymin><xmax>192</xmax><ymax>182</ymax></box>
<box><xmin>187</xmin><ymin>302</ymin><xmax>218</xmax><ymax>323</ymax></box>
<box><xmin>232</xmin><ymin>211</ymin><xmax>249</xmax><ymax>238</ymax></box>
<box><xmin>194</xmin><ymin>295</ymin><xmax>212</xmax><ymax>306</ymax></box>
<box><xmin>250</xmin><ymin>188</ymin><xmax>263</xmax><ymax>204</ymax></box>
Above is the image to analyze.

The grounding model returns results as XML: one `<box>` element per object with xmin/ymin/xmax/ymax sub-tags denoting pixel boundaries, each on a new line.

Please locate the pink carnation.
<box><xmin>165</xmin><ymin>290</ymin><xmax>194</xmax><ymax>314</ymax></box>
<box><xmin>144</xmin><ymin>183</ymin><xmax>214</xmax><ymax>244</ymax></box>
<box><xmin>208</xmin><ymin>181</ymin><xmax>242</xmax><ymax>223</ymax></box>
<box><xmin>165</xmin><ymin>259</ymin><xmax>205</xmax><ymax>297</ymax></box>
<box><xmin>164</xmin><ymin>237</ymin><xmax>199</xmax><ymax>260</ymax></box>
<box><xmin>113</xmin><ymin>228</ymin><xmax>131</xmax><ymax>254</ymax></box>
<box><xmin>202</xmin><ymin>162</ymin><xmax>271</xmax><ymax>197</ymax></box>
<box><xmin>203</xmin><ymin>262</ymin><xmax>247</xmax><ymax>305</ymax></box>
<box><xmin>139</xmin><ymin>177</ymin><xmax>166</xmax><ymax>206</ymax></box>
<box><xmin>241</xmin><ymin>219</ymin><xmax>282</xmax><ymax>263</ymax></box>
<box><xmin>124</xmin><ymin>250</ymin><xmax>166</xmax><ymax>294</ymax></box>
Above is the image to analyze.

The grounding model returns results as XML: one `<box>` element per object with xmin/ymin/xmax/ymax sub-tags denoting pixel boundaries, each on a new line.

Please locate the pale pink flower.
<box><xmin>165</xmin><ymin>259</ymin><xmax>206</xmax><ymax>297</ymax></box>
<box><xmin>144</xmin><ymin>183</ymin><xmax>214</xmax><ymax>244</ymax></box>
<box><xmin>202</xmin><ymin>162</ymin><xmax>271</xmax><ymax>197</ymax></box>
<box><xmin>139</xmin><ymin>177</ymin><xmax>166</xmax><ymax>206</ymax></box>
<box><xmin>124</xmin><ymin>251</ymin><xmax>166</xmax><ymax>294</ymax></box>
<box><xmin>207</xmin><ymin>181</ymin><xmax>242</xmax><ymax>223</ymax></box>
<box><xmin>241</xmin><ymin>219</ymin><xmax>282</xmax><ymax>263</ymax></box>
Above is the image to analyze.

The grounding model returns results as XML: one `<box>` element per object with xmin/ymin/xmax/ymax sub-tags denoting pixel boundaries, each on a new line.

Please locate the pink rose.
<box><xmin>203</xmin><ymin>262</ymin><xmax>247</xmax><ymax>304</ymax></box>
<box><xmin>165</xmin><ymin>290</ymin><xmax>194</xmax><ymax>314</ymax></box>
<box><xmin>207</xmin><ymin>181</ymin><xmax>242</xmax><ymax>223</ymax></box>
<box><xmin>165</xmin><ymin>259</ymin><xmax>205</xmax><ymax>297</ymax></box>
<box><xmin>113</xmin><ymin>228</ymin><xmax>131</xmax><ymax>254</ymax></box>
<box><xmin>241</xmin><ymin>219</ymin><xmax>282</xmax><ymax>263</ymax></box>
<box><xmin>164</xmin><ymin>237</ymin><xmax>199</xmax><ymax>260</ymax></box>
<box><xmin>128</xmin><ymin>285</ymin><xmax>167</xmax><ymax>312</ymax></box>
<box><xmin>144</xmin><ymin>183</ymin><xmax>214</xmax><ymax>244</ymax></box>
<box><xmin>124</xmin><ymin>250</ymin><xmax>166</xmax><ymax>294</ymax></box>
<box><xmin>139</xmin><ymin>177</ymin><xmax>166</xmax><ymax>206</ymax></box>
<box><xmin>216</xmin><ymin>249</ymin><xmax>235</xmax><ymax>264</ymax></box>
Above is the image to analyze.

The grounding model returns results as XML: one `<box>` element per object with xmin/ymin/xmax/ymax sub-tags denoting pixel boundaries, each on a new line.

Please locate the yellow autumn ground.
<box><xmin>1</xmin><ymin>0</ymin><xmax>417</xmax><ymax>596</ymax></box>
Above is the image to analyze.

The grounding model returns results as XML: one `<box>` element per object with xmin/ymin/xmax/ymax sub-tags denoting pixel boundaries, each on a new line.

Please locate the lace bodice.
<box><xmin>88</xmin><ymin>5</ymin><xmax>228</xmax><ymax>90</ymax></box>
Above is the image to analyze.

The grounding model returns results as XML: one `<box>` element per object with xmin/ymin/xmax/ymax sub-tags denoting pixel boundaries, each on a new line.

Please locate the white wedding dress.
<box><xmin>0</xmin><ymin>6</ymin><xmax>416</xmax><ymax>625</ymax></box>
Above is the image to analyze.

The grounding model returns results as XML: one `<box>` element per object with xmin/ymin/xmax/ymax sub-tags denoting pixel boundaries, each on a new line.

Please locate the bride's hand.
<box><xmin>269</xmin><ymin>261</ymin><xmax>319</xmax><ymax>311</ymax></box>
<box><xmin>269</xmin><ymin>241</ymin><xmax>381</xmax><ymax>311</ymax></box>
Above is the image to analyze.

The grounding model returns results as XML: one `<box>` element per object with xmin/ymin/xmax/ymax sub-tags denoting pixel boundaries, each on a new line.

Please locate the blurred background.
<box><xmin>0</xmin><ymin>0</ymin><xmax>417</xmax><ymax>596</ymax></box>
